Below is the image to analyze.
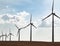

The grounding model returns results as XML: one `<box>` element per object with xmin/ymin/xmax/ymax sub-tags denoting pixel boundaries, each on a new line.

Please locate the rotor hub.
<box><xmin>30</xmin><ymin>23</ymin><xmax>33</xmax><ymax>25</ymax></box>
<box><xmin>10</xmin><ymin>33</ymin><xmax>12</xmax><ymax>35</ymax></box>
<box><xmin>52</xmin><ymin>13</ymin><xmax>55</xmax><ymax>15</ymax></box>
<box><xmin>19</xmin><ymin>29</ymin><xmax>21</xmax><ymax>30</ymax></box>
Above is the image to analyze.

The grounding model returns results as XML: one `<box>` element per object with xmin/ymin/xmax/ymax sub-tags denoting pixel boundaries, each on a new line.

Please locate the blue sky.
<box><xmin>0</xmin><ymin>0</ymin><xmax>60</xmax><ymax>42</ymax></box>
<box><xmin>0</xmin><ymin>0</ymin><xmax>50</xmax><ymax>15</ymax></box>
<box><xmin>0</xmin><ymin>0</ymin><xmax>60</xmax><ymax>17</ymax></box>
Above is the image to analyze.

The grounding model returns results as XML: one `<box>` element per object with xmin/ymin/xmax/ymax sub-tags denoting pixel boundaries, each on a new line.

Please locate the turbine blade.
<box><xmin>32</xmin><ymin>24</ymin><xmax>37</xmax><ymax>28</ymax></box>
<box><xmin>52</xmin><ymin>0</ymin><xmax>54</xmax><ymax>13</ymax></box>
<box><xmin>54</xmin><ymin>14</ymin><xmax>60</xmax><ymax>19</ymax></box>
<box><xmin>30</xmin><ymin>14</ymin><xmax>32</xmax><ymax>23</ymax></box>
<box><xmin>22</xmin><ymin>24</ymin><xmax>30</xmax><ymax>29</ymax></box>
<box><xmin>15</xmin><ymin>24</ymin><xmax>19</xmax><ymax>29</ymax></box>
<box><xmin>42</xmin><ymin>14</ymin><xmax>52</xmax><ymax>21</ymax></box>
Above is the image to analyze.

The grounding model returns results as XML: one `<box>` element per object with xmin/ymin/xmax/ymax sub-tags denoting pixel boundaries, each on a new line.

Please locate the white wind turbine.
<box><xmin>8</xmin><ymin>28</ymin><xmax>14</xmax><ymax>41</ymax></box>
<box><xmin>0</xmin><ymin>32</ymin><xmax>5</xmax><ymax>41</ymax></box>
<box><xmin>4</xmin><ymin>33</ymin><xmax>8</xmax><ymax>41</ymax></box>
<box><xmin>15</xmin><ymin>24</ymin><xmax>27</xmax><ymax>41</ymax></box>
<box><xmin>23</xmin><ymin>14</ymin><xmax>37</xmax><ymax>41</ymax></box>
<box><xmin>42</xmin><ymin>0</ymin><xmax>60</xmax><ymax>42</ymax></box>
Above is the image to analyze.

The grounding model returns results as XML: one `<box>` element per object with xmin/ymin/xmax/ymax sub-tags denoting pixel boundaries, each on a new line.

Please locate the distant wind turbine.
<box><xmin>23</xmin><ymin>14</ymin><xmax>37</xmax><ymax>41</ymax></box>
<box><xmin>15</xmin><ymin>24</ymin><xmax>27</xmax><ymax>41</ymax></box>
<box><xmin>42</xmin><ymin>0</ymin><xmax>60</xmax><ymax>42</ymax></box>
<box><xmin>1</xmin><ymin>32</ymin><xmax>4</xmax><ymax>41</ymax></box>
<box><xmin>1</xmin><ymin>32</ymin><xmax>5</xmax><ymax>41</ymax></box>
<box><xmin>8</xmin><ymin>29</ymin><xmax>14</xmax><ymax>41</ymax></box>
<box><xmin>4</xmin><ymin>33</ymin><xmax>8</xmax><ymax>41</ymax></box>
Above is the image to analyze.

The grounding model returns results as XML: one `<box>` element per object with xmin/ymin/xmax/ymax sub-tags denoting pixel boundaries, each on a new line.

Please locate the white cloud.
<box><xmin>0</xmin><ymin>11</ymin><xmax>30</xmax><ymax>27</ymax></box>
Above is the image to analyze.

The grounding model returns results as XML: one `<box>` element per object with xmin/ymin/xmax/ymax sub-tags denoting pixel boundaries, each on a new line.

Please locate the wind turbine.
<box><xmin>8</xmin><ymin>29</ymin><xmax>14</xmax><ymax>41</ymax></box>
<box><xmin>23</xmin><ymin>14</ymin><xmax>37</xmax><ymax>41</ymax></box>
<box><xmin>4</xmin><ymin>33</ymin><xmax>8</xmax><ymax>41</ymax></box>
<box><xmin>15</xmin><ymin>24</ymin><xmax>27</xmax><ymax>41</ymax></box>
<box><xmin>1</xmin><ymin>32</ymin><xmax>4</xmax><ymax>41</ymax></box>
<box><xmin>0</xmin><ymin>32</ymin><xmax>5</xmax><ymax>41</ymax></box>
<box><xmin>42</xmin><ymin>0</ymin><xmax>60</xmax><ymax>42</ymax></box>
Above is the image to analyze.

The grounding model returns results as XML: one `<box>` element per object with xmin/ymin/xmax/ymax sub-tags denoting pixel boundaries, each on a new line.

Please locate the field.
<box><xmin>0</xmin><ymin>41</ymin><xmax>60</xmax><ymax>46</ymax></box>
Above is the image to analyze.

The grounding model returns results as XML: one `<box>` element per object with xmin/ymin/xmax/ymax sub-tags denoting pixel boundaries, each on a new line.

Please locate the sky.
<box><xmin>0</xmin><ymin>0</ymin><xmax>60</xmax><ymax>42</ymax></box>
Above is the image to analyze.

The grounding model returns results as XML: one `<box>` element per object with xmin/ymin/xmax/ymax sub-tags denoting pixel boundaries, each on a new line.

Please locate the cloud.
<box><xmin>2</xmin><ymin>15</ymin><xmax>10</xmax><ymax>21</ymax></box>
<box><xmin>0</xmin><ymin>11</ymin><xmax>30</xmax><ymax>27</ymax></box>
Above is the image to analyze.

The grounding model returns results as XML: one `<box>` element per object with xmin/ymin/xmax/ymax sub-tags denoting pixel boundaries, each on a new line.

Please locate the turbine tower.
<box><xmin>0</xmin><ymin>36</ymin><xmax>1</xmax><ymax>41</ymax></box>
<box><xmin>24</xmin><ymin>14</ymin><xmax>37</xmax><ymax>41</ymax></box>
<box><xmin>15</xmin><ymin>24</ymin><xmax>27</xmax><ymax>41</ymax></box>
<box><xmin>42</xmin><ymin>0</ymin><xmax>60</xmax><ymax>42</ymax></box>
<box><xmin>8</xmin><ymin>29</ymin><xmax>14</xmax><ymax>41</ymax></box>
